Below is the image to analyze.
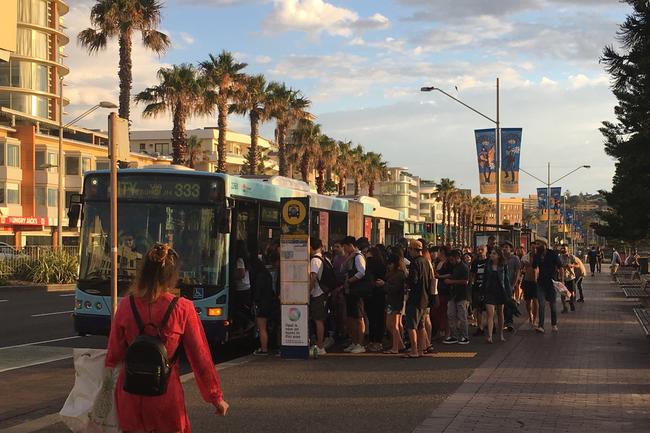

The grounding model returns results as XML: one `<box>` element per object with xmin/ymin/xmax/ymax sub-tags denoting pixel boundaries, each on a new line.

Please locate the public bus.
<box><xmin>71</xmin><ymin>164</ymin><xmax>404</xmax><ymax>344</ymax></box>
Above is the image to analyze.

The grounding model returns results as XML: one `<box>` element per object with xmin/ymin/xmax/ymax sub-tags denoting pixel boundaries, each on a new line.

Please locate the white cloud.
<box><xmin>255</xmin><ymin>55</ymin><xmax>273</xmax><ymax>64</ymax></box>
<box><xmin>179</xmin><ymin>32</ymin><xmax>195</xmax><ymax>45</ymax></box>
<box><xmin>541</xmin><ymin>77</ymin><xmax>558</xmax><ymax>86</ymax></box>
<box><xmin>568</xmin><ymin>74</ymin><xmax>609</xmax><ymax>88</ymax></box>
<box><xmin>264</xmin><ymin>0</ymin><xmax>389</xmax><ymax>38</ymax></box>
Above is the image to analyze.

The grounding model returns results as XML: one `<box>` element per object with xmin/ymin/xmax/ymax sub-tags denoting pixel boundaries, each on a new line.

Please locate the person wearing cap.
<box><xmin>403</xmin><ymin>239</ymin><xmax>433</xmax><ymax>358</ymax></box>
<box><xmin>532</xmin><ymin>238</ymin><xmax>562</xmax><ymax>333</ymax></box>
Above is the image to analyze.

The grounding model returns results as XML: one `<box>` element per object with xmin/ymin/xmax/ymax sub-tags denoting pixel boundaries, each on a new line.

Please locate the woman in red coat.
<box><xmin>106</xmin><ymin>243</ymin><xmax>229</xmax><ymax>433</ymax></box>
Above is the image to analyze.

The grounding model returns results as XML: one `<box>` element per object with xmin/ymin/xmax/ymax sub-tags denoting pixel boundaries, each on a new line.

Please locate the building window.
<box><xmin>7</xmin><ymin>143</ymin><xmax>20</xmax><ymax>167</ymax></box>
<box><xmin>6</xmin><ymin>183</ymin><xmax>20</xmax><ymax>204</ymax></box>
<box><xmin>35</xmin><ymin>149</ymin><xmax>45</xmax><ymax>170</ymax></box>
<box><xmin>35</xmin><ymin>187</ymin><xmax>46</xmax><ymax>206</ymax></box>
<box><xmin>47</xmin><ymin>151</ymin><xmax>57</xmax><ymax>173</ymax></box>
<box><xmin>47</xmin><ymin>188</ymin><xmax>57</xmax><ymax>207</ymax></box>
<box><xmin>18</xmin><ymin>0</ymin><xmax>49</xmax><ymax>27</ymax></box>
<box><xmin>82</xmin><ymin>157</ymin><xmax>92</xmax><ymax>173</ymax></box>
<box><xmin>139</xmin><ymin>143</ymin><xmax>146</xmax><ymax>152</ymax></box>
<box><xmin>154</xmin><ymin>143</ymin><xmax>169</xmax><ymax>155</ymax></box>
<box><xmin>65</xmin><ymin>155</ymin><xmax>80</xmax><ymax>175</ymax></box>
<box><xmin>96</xmin><ymin>160</ymin><xmax>110</xmax><ymax>170</ymax></box>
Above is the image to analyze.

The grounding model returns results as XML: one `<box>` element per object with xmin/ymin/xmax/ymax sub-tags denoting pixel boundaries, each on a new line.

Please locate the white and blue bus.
<box><xmin>72</xmin><ymin>164</ymin><xmax>404</xmax><ymax>344</ymax></box>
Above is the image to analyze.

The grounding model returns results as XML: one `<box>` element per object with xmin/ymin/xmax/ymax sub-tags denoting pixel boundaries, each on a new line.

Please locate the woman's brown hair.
<box><xmin>132</xmin><ymin>243</ymin><xmax>180</xmax><ymax>302</ymax></box>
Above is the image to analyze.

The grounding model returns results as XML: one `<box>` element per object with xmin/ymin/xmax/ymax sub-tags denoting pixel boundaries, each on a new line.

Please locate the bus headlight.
<box><xmin>75</xmin><ymin>299</ymin><xmax>82</xmax><ymax>309</ymax></box>
<box><xmin>207</xmin><ymin>307</ymin><xmax>222</xmax><ymax>317</ymax></box>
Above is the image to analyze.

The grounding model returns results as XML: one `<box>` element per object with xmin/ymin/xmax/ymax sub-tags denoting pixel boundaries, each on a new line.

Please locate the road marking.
<box><xmin>58</xmin><ymin>293</ymin><xmax>75</xmax><ymax>297</ymax></box>
<box><xmin>0</xmin><ymin>354</ymin><xmax>72</xmax><ymax>373</ymax></box>
<box><xmin>31</xmin><ymin>310</ymin><xmax>74</xmax><ymax>317</ymax></box>
<box><xmin>4</xmin><ymin>354</ymin><xmax>255</xmax><ymax>433</ymax></box>
<box><xmin>0</xmin><ymin>299</ymin><xmax>8</xmax><ymax>302</ymax></box>
<box><xmin>0</xmin><ymin>336</ymin><xmax>80</xmax><ymax>350</ymax></box>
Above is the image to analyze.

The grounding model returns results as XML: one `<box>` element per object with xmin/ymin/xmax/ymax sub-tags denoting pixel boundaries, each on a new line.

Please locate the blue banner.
<box><xmin>537</xmin><ymin>188</ymin><xmax>549</xmax><ymax>221</ymax></box>
<box><xmin>475</xmin><ymin>129</ymin><xmax>497</xmax><ymax>194</ymax></box>
<box><xmin>550</xmin><ymin>187</ymin><xmax>562</xmax><ymax>222</ymax></box>
<box><xmin>500</xmin><ymin>128</ymin><xmax>522</xmax><ymax>193</ymax></box>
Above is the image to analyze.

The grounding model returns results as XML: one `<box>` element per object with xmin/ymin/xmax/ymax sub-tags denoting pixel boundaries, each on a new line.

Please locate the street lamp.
<box><xmin>519</xmin><ymin>163</ymin><xmax>590</xmax><ymax>246</ymax></box>
<box><xmin>421</xmin><ymin>79</ymin><xmax>502</xmax><ymax>241</ymax></box>
<box><xmin>57</xmin><ymin>75</ymin><xmax>116</xmax><ymax>251</ymax></box>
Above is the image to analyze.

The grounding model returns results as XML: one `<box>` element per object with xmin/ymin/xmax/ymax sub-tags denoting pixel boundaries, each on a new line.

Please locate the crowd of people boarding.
<box><xmin>242</xmin><ymin>234</ymin><xmax>595</xmax><ymax>357</ymax></box>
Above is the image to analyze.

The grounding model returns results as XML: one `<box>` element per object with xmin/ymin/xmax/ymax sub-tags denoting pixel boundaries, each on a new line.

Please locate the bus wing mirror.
<box><xmin>216</xmin><ymin>198</ymin><xmax>234</xmax><ymax>234</ymax></box>
<box><xmin>68</xmin><ymin>204</ymin><xmax>82</xmax><ymax>228</ymax></box>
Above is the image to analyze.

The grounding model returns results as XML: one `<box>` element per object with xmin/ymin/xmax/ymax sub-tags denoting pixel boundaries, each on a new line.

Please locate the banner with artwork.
<box><xmin>537</xmin><ymin>188</ymin><xmax>549</xmax><ymax>221</ymax></box>
<box><xmin>500</xmin><ymin>128</ymin><xmax>522</xmax><ymax>193</ymax></box>
<box><xmin>475</xmin><ymin>129</ymin><xmax>497</xmax><ymax>194</ymax></box>
<box><xmin>550</xmin><ymin>187</ymin><xmax>562</xmax><ymax>222</ymax></box>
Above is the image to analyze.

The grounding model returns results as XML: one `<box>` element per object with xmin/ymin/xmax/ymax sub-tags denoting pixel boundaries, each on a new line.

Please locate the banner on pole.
<box><xmin>550</xmin><ymin>187</ymin><xmax>562</xmax><ymax>222</ymax></box>
<box><xmin>537</xmin><ymin>188</ymin><xmax>548</xmax><ymax>221</ymax></box>
<box><xmin>500</xmin><ymin>128</ymin><xmax>522</xmax><ymax>193</ymax></box>
<box><xmin>475</xmin><ymin>129</ymin><xmax>497</xmax><ymax>194</ymax></box>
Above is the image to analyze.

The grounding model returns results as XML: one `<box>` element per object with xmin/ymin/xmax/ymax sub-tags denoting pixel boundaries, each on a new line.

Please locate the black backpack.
<box><xmin>312</xmin><ymin>255</ymin><xmax>337</xmax><ymax>294</ymax></box>
<box><xmin>123</xmin><ymin>295</ymin><xmax>180</xmax><ymax>396</ymax></box>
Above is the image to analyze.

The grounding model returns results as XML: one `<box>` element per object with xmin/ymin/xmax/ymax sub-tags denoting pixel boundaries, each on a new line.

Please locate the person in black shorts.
<box><xmin>470</xmin><ymin>245</ymin><xmax>488</xmax><ymax>336</ymax></box>
<box><xmin>403</xmin><ymin>240</ymin><xmax>433</xmax><ymax>358</ymax></box>
<box><xmin>520</xmin><ymin>248</ymin><xmax>539</xmax><ymax>328</ymax></box>
<box><xmin>342</xmin><ymin>236</ymin><xmax>368</xmax><ymax>354</ymax></box>
<box><xmin>250</xmin><ymin>254</ymin><xmax>279</xmax><ymax>355</ymax></box>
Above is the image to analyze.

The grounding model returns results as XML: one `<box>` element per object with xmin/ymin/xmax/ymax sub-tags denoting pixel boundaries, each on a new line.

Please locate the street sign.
<box><xmin>280</xmin><ymin>197</ymin><xmax>310</xmax><ymax>359</ymax></box>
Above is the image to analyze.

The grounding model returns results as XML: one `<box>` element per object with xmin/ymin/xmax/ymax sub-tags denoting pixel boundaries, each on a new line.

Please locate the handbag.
<box><xmin>60</xmin><ymin>348</ymin><xmax>121</xmax><ymax>433</ymax></box>
<box><xmin>552</xmin><ymin>280</ymin><xmax>571</xmax><ymax>298</ymax></box>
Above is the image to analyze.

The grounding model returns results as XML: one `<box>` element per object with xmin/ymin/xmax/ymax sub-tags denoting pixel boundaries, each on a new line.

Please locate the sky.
<box><xmin>63</xmin><ymin>0</ymin><xmax>631</xmax><ymax>196</ymax></box>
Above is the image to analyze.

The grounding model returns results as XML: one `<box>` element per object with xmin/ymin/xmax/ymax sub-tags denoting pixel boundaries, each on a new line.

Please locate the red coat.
<box><xmin>106</xmin><ymin>292</ymin><xmax>223</xmax><ymax>433</ymax></box>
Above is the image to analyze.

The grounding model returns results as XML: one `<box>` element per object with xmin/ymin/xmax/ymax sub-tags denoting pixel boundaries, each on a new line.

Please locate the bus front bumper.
<box><xmin>74</xmin><ymin>312</ymin><xmax>111</xmax><ymax>336</ymax></box>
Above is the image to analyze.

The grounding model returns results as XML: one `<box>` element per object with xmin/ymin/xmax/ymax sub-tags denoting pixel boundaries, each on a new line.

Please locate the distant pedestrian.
<box><xmin>403</xmin><ymin>239</ymin><xmax>433</xmax><ymax>358</ymax></box>
<box><xmin>365</xmin><ymin>245</ymin><xmax>387</xmax><ymax>352</ymax></box>
<box><xmin>309</xmin><ymin>238</ymin><xmax>329</xmax><ymax>355</ymax></box>
<box><xmin>559</xmin><ymin>245</ymin><xmax>578</xmax><ymax>313</ymax></box>
<box><xmin>596</xmin><ymin>247</ymin><xmax>603</xmax><ymax>273</ymax></box>
<box><xmin>432</xmin><ymin>246</ymin><xmax>452</xmax><ymax>340</ymax></box>
<box><xmin>574</xmin><ymin>254</ymin><xmax>586</xmax><ymax>302</ymax></box>
<box><xmin>587</xmin><ymin>246</ymin><xmax>598</xmax><ymax>276</ymax></box>
<box><xmin>483</xmin><ymin>246</ymin><xmax>509</xmax><ymax>343</ymax></box>
<box><xmin>106</xmin><ymin>244</ymin><xmax>228</xmax><ymax>433</ymax></box>
<box><xmin>520</xmin><ymin>248</ymin><xmax>539</xmax><ymax>328</ymax></box>
<box><xmin>533</xmin><ymin>239</ymin><xmax>562</xmax><ymax>333</ymax></box>
<box><xmin>443</xmin><ymin>249</ymin><xmax>471</xmax><ymax>345</ymax></box>
<box><xmin>611</xmin><ymin>247</ymin><xmax>622</xmax><ymax>281</ymax></box>
<box><xmin>501</xmin><ymin>241</ymin><xmax>521</xmax><ymax>332</ymax></box>
<box><xmin>251</xmin><ymin>253</ymin><xmax>278</xmax><ymax>355</ymax></box>
<box><xmin>470</xmin><ymin>245</ymin><xmax>489</xmax><ymax>336</ymax></box>
<box><xmin>376</xmin><ymin>253</ymin><xmax>407</xmax><ymax>354</ymax></box>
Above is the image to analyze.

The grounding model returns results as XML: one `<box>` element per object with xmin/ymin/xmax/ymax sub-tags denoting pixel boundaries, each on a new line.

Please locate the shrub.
<box><xmin>25</xmin><ymin>251</ymin><xmax>79</xmax><ymax>284</ymax></box>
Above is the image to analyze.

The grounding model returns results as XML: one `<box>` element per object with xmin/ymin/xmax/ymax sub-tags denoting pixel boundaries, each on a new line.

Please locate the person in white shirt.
<box><xmin>233</xmin><ymin>240</ymin><xmax>253</xmax><ymax>332</ymax></box>
<box><xmin>611</xmin><ymin>248</ymin><xmax>622</xmax><ymax>280</ymax></box>
<box><xmin>309</xmin><ymin>238</ymin><xmax>328</xmax><ymax>355</ymax></box>
<box><xmin>342</xmin><ymin>236</ymin><xmax>367</xmax><ymax>354</ymax></box>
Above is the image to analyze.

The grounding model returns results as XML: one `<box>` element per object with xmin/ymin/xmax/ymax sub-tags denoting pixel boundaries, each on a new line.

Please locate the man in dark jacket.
<box><xmin>404</xmin><ymin>239</ymin><xmax>433</xmax><ymax>357</ymax></box>
<box><xmin>532</xmin><ymin>238</ymin><xmax>561</xmax><ymax>333</ymax></box>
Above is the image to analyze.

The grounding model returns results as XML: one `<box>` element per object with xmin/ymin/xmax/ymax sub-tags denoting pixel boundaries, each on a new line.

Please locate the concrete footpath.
<box><xmin>415</xmin><ymin>269</ymin><xmax>650</xmax><ymax>433</ymax></box>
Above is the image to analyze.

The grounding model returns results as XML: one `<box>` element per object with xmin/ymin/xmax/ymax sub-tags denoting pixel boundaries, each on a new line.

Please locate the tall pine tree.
<box><xmin>595</xmin><ymin>0</ymin><xmax>650</xmax><ymax>245</ymax></box>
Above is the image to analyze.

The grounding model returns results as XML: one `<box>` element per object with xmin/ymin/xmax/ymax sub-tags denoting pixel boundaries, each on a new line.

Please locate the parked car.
<box><xmin>0</xmin><ymin>242</ymin><xmax>24</xmax><ymax>259</ymax></box>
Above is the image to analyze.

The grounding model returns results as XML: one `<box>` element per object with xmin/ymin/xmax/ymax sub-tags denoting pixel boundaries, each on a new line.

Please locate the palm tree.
<box><xmin>291</xmin><ymin>119</ymin><xmax>322</xmax><ymax>184</ymax></box>
<box><xmin>316</xmin><ymin>135</ymin><xmax>337</xmax><ymax>194</ymax></box>
<box><xmin>230</xmin><ymin>74</ymin><xmax>275</xmax><ymax>175</ymax></box>
<box><xmin>269</xmin><ymin>83</ymin><xmax>312</xmax><ymax>176</ymax></box>
<box><xmin>335</xmin><ymin>140</ymin><xmax>353</xmax><ymax>195</ymax></box>
<box><xmin>199</xmin><ymin>51</ymin><xmax>248</xmax><ymax>173</ymax></box>
<box><xmin>365</xmin><ymin>152</ymin><xmax>388</xmax><ymax>197</ymax></box>
<box><xmin>186</xmin><ymin>135</ymin><xmax>205</xmax><ymax>169</ymax></box>
<box><xmin>135</xmin><ymin>64</ymin><xmax>206</xmax><ymax>165</ymax></box>
<box><xmin>436</xmin><ymin>178</ymin><xmax>456</xmax><ymax>245</ymax></box>
<box><xmin>350</xmin><ymin>145</ymin><xmax>366</xmax><ymax>196</ymax></box>
<box><xmin>79</xmin><ymin>0</ymin><xmax>171</xmax><ymax>121</ymax></box>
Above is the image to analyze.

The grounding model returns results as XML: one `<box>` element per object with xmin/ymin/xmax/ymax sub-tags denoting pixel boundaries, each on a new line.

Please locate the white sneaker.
<box><xmin>317</xmin><ymin>346</ymin><xmax>327</xmax><ymax>355</ymax></box>
<box><xmin>535</xmin><ymin>326</ymin><xmax>545</xmax><ymax>334</ymax></box>
<box><xmin>350</xmin><ymin>344</ymin><xmax>366</xmax><ymax>354</ymax></box>
<box><xmin>552</xmin><ymin>325</ymin><xmax>559</xmax><ymax>332</ymax></box>
<box><xmin>343</xmin><ymin>343</ymin><xmax>356</xmax><ymax>352</ymax></box>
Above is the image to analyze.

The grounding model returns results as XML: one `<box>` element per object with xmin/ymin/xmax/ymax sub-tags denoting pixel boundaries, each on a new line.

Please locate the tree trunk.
<box><xmin>278</xmin><ymin>124</ymin><xmax>287</xmax><ymax>177</ymax></box>
<box><xmin>338</xmin><ymin>177</ymin><xmax>345</xmax><ymax>195</ymax></box>
<box><xmin>217</xmin><ymin>98</ymin><xmax>228</xmax><ymax>173</ymax></box>
<box><xmin>248</xmin><ymin>112</ymin><xmax>259</xmax><ymax>175</ymax></box>
<box><xmin>171</xmin><ymin>105</ymin><xmax>187</xmax><ymax>165</ymax></box>
<box><xmin>300</xmin><ymin>153</ymin><xmax>309</xmax><ymax>183</ymax></box>
<box><xmin>118</xmin><ymin>31</ymin><xmax>132</xmax><ymax>121</ymax></box>
<box><xmin>368</xmin><ymin>181</ymin><xmax>375</xmax><ymax>197</ymax></box>
<box><xmin>354</xmin><ymin>179</ymin><xmax>360</xmax><ymax>196</ymax></box>
<box><xmin>316</xmin><ymin>162</ymin><xmax>325</xmax><ymax>194</ymax></box>
<box><xmin>441</xmin><ymin>199</ymin><xmax>447</xmax><ymax>245</ymax></box>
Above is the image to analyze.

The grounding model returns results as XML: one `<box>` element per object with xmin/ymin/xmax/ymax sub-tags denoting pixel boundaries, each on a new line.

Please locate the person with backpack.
<box><xmin>365</xmin><ymin>245</ymin><xmax>387</xmax><ymax>352</ymax></box>
<box><xmin>105</xmin><ymin>243</ymin><xmax>228</xmax><ymax>433</ymax></box>
<box><xmin>310</xmin><ymin>237</ymin><xmax>336</xmax><ymax>355</ymax></box>
<box><xmin>342</xmin><ymin>236</ymin><xmax>369</xmax><ymax>354</ymax></box>
<box><xmin>251</xmin><ymin>252</ymin><xmax>279</xmax><ymax>355</ymax></box>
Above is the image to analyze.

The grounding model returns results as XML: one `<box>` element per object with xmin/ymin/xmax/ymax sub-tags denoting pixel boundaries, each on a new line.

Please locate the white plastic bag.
<box><xmin>552</xmin><ymin>280</ymin><xmax>571</xmax><ymax>298</ymax></box>
<box><xmin>59</xmin><ymin>348</ymin><xmax>121</xmax><ymax>433</ymax></box>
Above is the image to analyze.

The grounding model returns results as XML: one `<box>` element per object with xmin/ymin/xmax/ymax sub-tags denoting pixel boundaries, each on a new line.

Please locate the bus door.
<box><xmin>230</xmin><ymin>200</ymin><xmax>259</xmax><ymax>334</ymax></box>
<box><xmin>259</xmin><ymin>204</ymin><xmax>281</xmax><ymax>254</ymax></box>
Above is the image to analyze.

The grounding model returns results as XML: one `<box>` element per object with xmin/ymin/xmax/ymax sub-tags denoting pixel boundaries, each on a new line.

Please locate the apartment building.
<box><xmin>375</xmin><ymin>167</ymin><xmax>424</xmax><ymax>237</ymax></box>
<box><xmin>130</xmin><ymin>128</ymin><xmax>279</xmax><ymax>175</ymax></box>
<box><xmin>486</xmin><ymin>197</ymin><xmax>524</xmax><ymax>226</ymax></box>
<box><xmin>0</xmin><ymin>0</ymin><xmax>155</xmax><ymax>247</ymax></box>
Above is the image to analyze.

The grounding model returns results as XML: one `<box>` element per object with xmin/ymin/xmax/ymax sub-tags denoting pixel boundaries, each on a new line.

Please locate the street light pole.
<box><xmin>563</xmin><ymin>192</ymin><xmax>567</xmax><ymax>244</ymax></box>
<box><xmin>421</xmin><ymin>78</ymin><xmax>501</xmax><ymax>241</ymax></box>
<box><xmin>519</xmin><ymin>163</ymin><xmax>590</xmax><ymax>246</ymax></box>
